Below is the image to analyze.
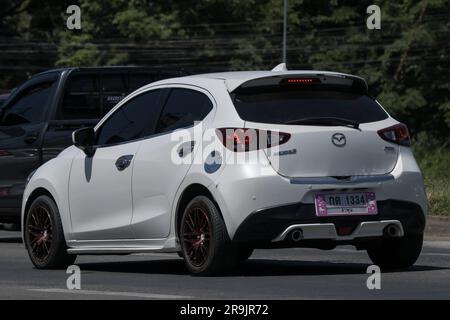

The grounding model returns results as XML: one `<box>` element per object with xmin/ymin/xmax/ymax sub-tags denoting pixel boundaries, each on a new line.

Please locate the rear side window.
<box><xmin>59</xmin><ymin>74</ymin><xmax>101</xmax><ymax>120</ymax></box>
<box><xmin>233</xmin><ymin>87</ymin><xmax>388</xmax><ymax>124</ymax></box>
<box><xmin>156</xmin><ymin>88</ymin><xmax>213</xmax><ymax>133</ymax></box>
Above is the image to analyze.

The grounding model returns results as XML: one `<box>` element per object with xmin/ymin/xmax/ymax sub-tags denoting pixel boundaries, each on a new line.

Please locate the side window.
<box><xmin>1</xmin><ymin>82</ymin><xmax>54</xmax><ymax>126</ymax></box>
<box><xmin>58</xmin><ymin>74</ymin><xmax>101</xmax><ymax>120</ymax></box>
<box><xmin>96</xmin><ymin>90</ymin><xmax>162</xmax><ymax>146</ymax></box>
<box><xmin>156</xmin><ymin>88</ymin><xmax>213</xmax><ymax>134</ymax></box>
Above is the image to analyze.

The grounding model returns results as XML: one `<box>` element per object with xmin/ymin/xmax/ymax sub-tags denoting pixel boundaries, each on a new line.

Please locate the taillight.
<box><xmin>216</xmin><ymin>128</ymin><xmax>291</xmax><ymax>152</ymax></box>
<box><xmin>0</xmin><ymin>188</ymin><xmax>8</xmax><ymax>197</ymax></box>
<box><xmin>377</xmin><ymin>123</ymin><xmax>411</xmax><ymax>146</ymax></box>
<box><xmin>0</xmin><ymin>150</ymin><xmax>11</xmax><ymax>157</ymax></box>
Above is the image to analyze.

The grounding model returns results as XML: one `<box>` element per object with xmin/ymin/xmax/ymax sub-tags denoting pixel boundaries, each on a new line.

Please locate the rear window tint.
<box><xmin>59</xmin><ymin>74</ymin><xmax>101</xmax><ymax>120</ymax></box>
<box><xmin>156</xmin><ymin>88</ymin><xmax>213</xmax><ymax>134</ymax></box>
<box><xmin>233</xmin><ymin>87</ymin><xmax>388</xmax><ymax>124</ymax></box>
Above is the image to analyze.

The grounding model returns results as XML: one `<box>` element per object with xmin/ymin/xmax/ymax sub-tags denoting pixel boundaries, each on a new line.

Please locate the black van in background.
<box><xmin>0</xmin><ymin>67</ymin><xmax>184</xmax><ymax>229</ymax></box>
<box><xmin>0</xmin><ymin>93</ymin><xmax>10</xmax><ymax>107</ymax></box>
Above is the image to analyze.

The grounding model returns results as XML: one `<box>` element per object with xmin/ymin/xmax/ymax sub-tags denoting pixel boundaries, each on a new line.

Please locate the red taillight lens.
<box><xmin>0</xmin><ymin>188</ymin><xmax>8</xmax><ymax>197</ymax></box>
<box><xmin>377</xmin><ymin>123</ymin><xmax>411</xmax><ymax>146</ymax></box>
<box><xmin>0</xmin><ymin>150</ymin><xmax>11</xmax><ymax>157</ymax></box>
<box><xmin>216</xmin><ymin>128</ymin><xmax>291</xmax><ymax>152</ymax></box>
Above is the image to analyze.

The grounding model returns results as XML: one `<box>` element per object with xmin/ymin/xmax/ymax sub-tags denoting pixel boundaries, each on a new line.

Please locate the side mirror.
<box><xmin>72</xmin><ymin>127</ymin><xmax>96</xmax><ymax>157</ymax></box>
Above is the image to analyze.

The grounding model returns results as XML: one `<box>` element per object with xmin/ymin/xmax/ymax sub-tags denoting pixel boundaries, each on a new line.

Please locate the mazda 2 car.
<box><xmin>22</xmin><ymin>64</ymin><xmax>427</xmax><ymax>275</ymax></box>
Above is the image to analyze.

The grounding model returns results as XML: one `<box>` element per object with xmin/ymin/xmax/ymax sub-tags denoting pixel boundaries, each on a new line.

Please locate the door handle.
<box><xmin>115</xmin><ymin>155</ymin><xmax>134</xmax><ymax>171</ymax></box>
<box><xmin>24</xmin><ymin>135</ymin><xmax>38</xmax><ymax>144</ymax></box>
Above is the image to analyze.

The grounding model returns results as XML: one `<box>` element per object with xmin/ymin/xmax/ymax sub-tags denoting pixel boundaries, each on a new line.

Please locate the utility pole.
<box><xmin>283</xmin><ymin>0</ymin><xmax>288</xmax><ymax>64</ymax></box>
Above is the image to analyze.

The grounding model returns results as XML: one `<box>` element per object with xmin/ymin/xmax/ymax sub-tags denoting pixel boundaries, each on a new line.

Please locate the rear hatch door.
<box><xmin>232</xmin><ymin>74</ymin><xmax>399</xmax><ymax>178</ymax></box>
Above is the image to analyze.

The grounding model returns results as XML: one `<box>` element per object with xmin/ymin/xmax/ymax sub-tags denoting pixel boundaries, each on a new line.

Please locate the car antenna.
<box><xmin>271</xmin><ymin>63</ymin><xmax>288</xmax><ymax>72</ymax></box>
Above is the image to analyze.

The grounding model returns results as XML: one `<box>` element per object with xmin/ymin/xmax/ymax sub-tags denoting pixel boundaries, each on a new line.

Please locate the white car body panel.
<box><xmin>68</xmin><ymin>141</ymin><xmax>140</xmax><ymax>240</ymax></box>
<box><xmin>130</xmin><ymin>84</ymin><xmax>217</xmax><ymax>239</ymax></box>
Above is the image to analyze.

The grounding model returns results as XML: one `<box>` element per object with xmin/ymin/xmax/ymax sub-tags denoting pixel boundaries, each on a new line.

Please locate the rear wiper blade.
<box><xmin>284</xmin><ymin>117</ymin><xmax>360</xmax><ymax>130</ymax></box>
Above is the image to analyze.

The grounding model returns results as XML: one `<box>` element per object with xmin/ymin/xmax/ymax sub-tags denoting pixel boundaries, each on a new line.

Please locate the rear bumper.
<box><xmin>232</xmin><ymin>199</ymin><xmax>425</xmax><ymax>246</ymax></box>
<box><xmin>210</xmin><ymin>146</ymin><xmax>427</xmax><ymax>239</ymax></box>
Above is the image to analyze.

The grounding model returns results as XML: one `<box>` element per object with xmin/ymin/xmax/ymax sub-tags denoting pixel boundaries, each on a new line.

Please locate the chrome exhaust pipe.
<box><xmin>385</xmin><ymin>224</ymin><xmax>401</xmax><ymax>238</ymax></box>
<box><xmin>291</xmin><ymin>229</ymin><xmax>303</xmax><ymax>242</ymax></box>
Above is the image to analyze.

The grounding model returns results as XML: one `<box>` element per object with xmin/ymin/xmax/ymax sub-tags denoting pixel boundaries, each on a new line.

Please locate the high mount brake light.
<box><xmin>216</xmin><ymin>128</ymin><xmax>291</xmax><ymax>152</ymax></box>
<box><xmin>281</xmin><ymin>78</ymin><xmax>320</xmax><ymax>85</ymax></box>
<box><xmin>377</xmin><ymin>123</ymin><xmax>411</xmax><ymax>146</ymax></box>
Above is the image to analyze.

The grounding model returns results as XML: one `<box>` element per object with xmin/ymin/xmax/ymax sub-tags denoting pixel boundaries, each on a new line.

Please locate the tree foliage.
<box><xmin>0</xmin><ymin>0</ymin><xmax>448</xmax><ymax>141</ymax></box>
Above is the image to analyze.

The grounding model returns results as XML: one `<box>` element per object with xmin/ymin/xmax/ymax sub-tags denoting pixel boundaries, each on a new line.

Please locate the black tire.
<box><xmin>367</xmin><ymin>233</ymin><xmax>423</xmax><ymax>269</ymax></box>
<box><xmin>24</xmin><ymin>195</ymin><xmax>76</xmax><ymax>269</ymax></box>
<box><xmin>180</xmin><ymin>195</ymin><xmax>237</xmax><ymax>275</ymax></box>
<box><xmin>237</xmin><ymin>246</ymin><xmax>254</xmax><ymax>263</ymax></box>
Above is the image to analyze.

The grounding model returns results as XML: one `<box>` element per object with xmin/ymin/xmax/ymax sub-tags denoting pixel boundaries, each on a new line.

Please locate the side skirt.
<box><xmin>66</xmin><ymin>236</ymin><xmax>179</xmax><ymax>255</ymax></box>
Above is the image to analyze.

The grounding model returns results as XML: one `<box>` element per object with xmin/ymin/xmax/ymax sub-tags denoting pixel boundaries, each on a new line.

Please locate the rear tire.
<box><xmin>367</xmin><ymin>233</ymin><xmax>423</xmax><ymax>269</ymax></box>
<box><xmin>180</xmin><ymin>195</ymin><xmax>237</xmax><ymax>275</ymax></box>
<box><xmin>24</xmin><ymin>195</ymin><xmax>76</xmax><ymax>269</ymax></box>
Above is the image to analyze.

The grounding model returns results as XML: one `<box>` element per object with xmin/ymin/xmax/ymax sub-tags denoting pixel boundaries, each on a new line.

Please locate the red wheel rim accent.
<box><xmin>27</xmin><ymin>205</ymin><xmax>53</xmax><ymax>261</ymax></box>
<box><xmin>182</xmin><ymin>207</ymin><xmax>211</xmax><ymax>267</ymax></box>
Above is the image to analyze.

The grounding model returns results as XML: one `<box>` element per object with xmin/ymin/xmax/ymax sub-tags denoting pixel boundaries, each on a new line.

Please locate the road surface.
<box><xmin>0</xmin><ymin>230</ymin><xmax>449</xmax><ymax>299</ymax></box>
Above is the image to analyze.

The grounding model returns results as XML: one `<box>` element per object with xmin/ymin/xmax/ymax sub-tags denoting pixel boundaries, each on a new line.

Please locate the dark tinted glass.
<box><xmin>101</xmin><ymin>74</ymin><xmax>128</xmax><ymax>113</ymax></box>
<box><xmin>156</xmin><ymin>89</ymin><xmax>213</xmax><ymax>133</ymax></box>
<box><xmin>233</xmin><ymin>88</ymin><xmax>388</xmax><ymax>124</ymax></box>
<box><xmin>59</xmin><ymin>74</ymin><xmax>101</xmax><ymax>120</ymax></box>
<box><xmin>1</xmin><ymin>82</ymin><xmax>53</xmax><ymax>125</ymax></box>
<box><xmin>102</xmin><ymin>74</ymin><xmax>127</xmax><ymax>92</ymax></box>
<box><xmin>96</xmin><ymin>90</ymin><xmax>161</xmax><ymax>146</ymax></box>
<box><xmin>129</xmin><ymin>74</ymin><xmax>156</xmax><ymax>91</ymax></box>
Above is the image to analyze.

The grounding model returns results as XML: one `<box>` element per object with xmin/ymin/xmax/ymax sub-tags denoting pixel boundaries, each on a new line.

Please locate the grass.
<box><xmin>414</xmin><ymin>146</ymin><xmax>450</xmax><ymax>216</ymax></box>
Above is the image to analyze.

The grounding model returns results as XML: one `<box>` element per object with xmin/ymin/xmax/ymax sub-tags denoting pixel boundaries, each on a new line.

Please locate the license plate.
<box><xmin>314</xmin><ymin>192</ymin><xmax>378</xmax><ymax>217</ymax></box>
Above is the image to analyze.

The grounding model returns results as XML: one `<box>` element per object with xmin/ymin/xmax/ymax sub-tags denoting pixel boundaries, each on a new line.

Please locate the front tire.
<box><xmin>367</xmin><ymin>233</ymin><xmax>423</xmax><ymax>269</ymax></box>
<box><xmin>24</xmin><ymin>195</ymin><xmax>76</xmax><ymax>269</ymax></box>
<box><xmin>180</xmin><ymin>196</ymin><xmax>237</xmax><ymax>275</ymax></box>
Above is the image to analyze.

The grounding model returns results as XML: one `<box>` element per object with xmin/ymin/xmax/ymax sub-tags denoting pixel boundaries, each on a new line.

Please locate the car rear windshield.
<box><xmin>232</xmin><ymin>86</ymin><xmax>388</xmax><ymax>124</ymax></box>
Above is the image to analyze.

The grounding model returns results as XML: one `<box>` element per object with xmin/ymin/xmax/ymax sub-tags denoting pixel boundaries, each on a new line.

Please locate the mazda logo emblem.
<box><xmin>331</xmin><ymin>133</ymin><xmax>346</xmax><ymax>147</ymax></box>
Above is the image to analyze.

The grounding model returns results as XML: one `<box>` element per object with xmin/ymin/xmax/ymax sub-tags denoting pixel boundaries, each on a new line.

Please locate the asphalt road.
<box><xmin>1</xmin><ymin>230</ymin><xmax>449</xmax><ymax>300</ymax></box>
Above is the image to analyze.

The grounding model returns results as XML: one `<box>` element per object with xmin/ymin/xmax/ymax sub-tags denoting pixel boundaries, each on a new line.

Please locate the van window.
<box><xmin>1</xmin><ymin>82</ymin><xmax>54</xmax><ymax>126</ymax></box>
<box><xmin>101</xmin><ymin>74</ymin><xmax>128</xmax><ymax>113</ymax></box>
<box><xmin>58</xmin><ymin>74</ymin><xmax>101</xmax><ymax>120</ymax></box>
<box><xmin>129</xmin><ymin>74</ymin><xmax>156</xmax><ymax>91</ymax></box>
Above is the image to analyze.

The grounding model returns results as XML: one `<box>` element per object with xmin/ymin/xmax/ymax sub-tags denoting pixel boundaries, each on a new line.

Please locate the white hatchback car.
<box><xmin>22</xmin><ymin>65</ymin><xmax>427</xmax><ymax>275</ymax></box>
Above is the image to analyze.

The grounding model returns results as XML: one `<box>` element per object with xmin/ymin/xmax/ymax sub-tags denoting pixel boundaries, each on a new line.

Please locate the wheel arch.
<box><xmin>23</xmin><ymin>188</ymin><xmax>57</xmax><ymax>230</ymax></box>
<box><xmin>175</xmin><ymin>183</ymin><xmax>224</xmax><ymax>237</ymax></box>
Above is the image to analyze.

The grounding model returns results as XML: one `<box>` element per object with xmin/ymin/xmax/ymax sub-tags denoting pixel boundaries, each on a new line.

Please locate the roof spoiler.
<box><xmin>231</xmin><ymin>65</ymin><xmax>369</xmax><ymax>94</ymax></box>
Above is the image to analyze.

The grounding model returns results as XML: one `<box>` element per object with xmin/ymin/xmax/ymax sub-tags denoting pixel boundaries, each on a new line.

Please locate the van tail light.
<box><xmin>0</xmin><ymin>188</ymin><xmax>8</xmax><ymax>197</ymax></box>
<box><xmin>377</xmin><ymin>123</ymin><xmax>411</xmax><ymax>146</ymax></box>
<box><xmin>0</xmin><ymin>150</ymin><xmax>11</xmax><ymax>157</ymax></box>
<box><xmin>216</xmin><ymin>128</ymin><xmax>291</xmax><ymax>152</ymax></box>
